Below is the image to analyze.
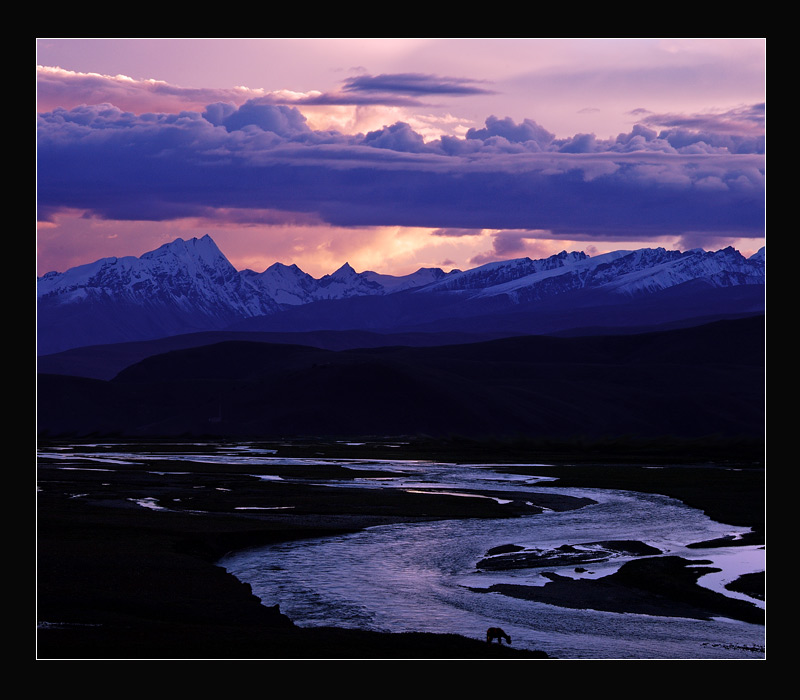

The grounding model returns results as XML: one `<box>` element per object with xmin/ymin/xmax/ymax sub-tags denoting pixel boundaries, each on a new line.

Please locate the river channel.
<box><xmin>219</xmin><ymin>456</ymin><xmax>765</xmax><ymax>660</ymax></box>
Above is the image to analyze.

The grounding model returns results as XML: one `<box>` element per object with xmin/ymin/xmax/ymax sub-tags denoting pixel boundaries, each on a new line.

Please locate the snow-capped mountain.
<box><xmin>37</xmin><ymin>235</ymin><xmax>282</xmax><ymax>320</ymax></box>
<box><xmin>239</xmin><ymin>260</ymin><xmax>454</xmax><ymax>305</ymax></box>
<box><xmin>431</xmin><ymin>246</ymin><xmax>766</xmax><ymax>303</ymax></box>
<box><xmin>36</xmin><ymin>236</ymin><xmax>464</xmax><ymax>353</ymax></box>
<box><xmin>420</xmin><ymin>250</ymin><xmax>593</xmax><ymax>294</ymax></box>
<box><xmin>37</xmin><ymin>235</ymin><xmax>765</xmax><ymax>354</ymax></box>
<box><xmin>38</xmin><ymin>235</ymin><xmax>454</xmax><ymax>311</ymax></box>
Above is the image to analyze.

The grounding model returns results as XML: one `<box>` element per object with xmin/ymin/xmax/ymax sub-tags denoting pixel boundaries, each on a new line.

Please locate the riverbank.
<box><xmin>37</xmin><ymin>447</ymin><xmax>564</xmax><ymax>659</ymax></box>
<box><xmin>36</xmin><ymin>439</ymin><xmax>764</xmax><ymax>660</ymax></box>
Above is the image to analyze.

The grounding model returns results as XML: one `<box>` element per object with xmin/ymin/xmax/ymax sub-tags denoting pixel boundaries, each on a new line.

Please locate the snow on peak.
<box><xmin>420</xmin><ymin>250</ymin><xmax>594</xmax><ymax>295</ymax></box>
<box><xmin>362</xmin><ymin>267</ymin><xmax>451</xmax><ymax>292</ymax></box>
<box><xmin>38</xmin><ymin>236</ymin><xmax>765</xmax><ymax>323</ymax></box>
<box><xmin>140</xmin><ymin>235</ymin><xmax>234</xmax><ymax>274</ymax></box>
<box><xmin>329</xmin><ymin>262</ymin><xmax>358</xmax><ymax>280</ymax></box>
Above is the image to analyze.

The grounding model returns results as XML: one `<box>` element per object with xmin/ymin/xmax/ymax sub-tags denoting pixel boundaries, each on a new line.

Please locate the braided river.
<box><xmin>220</xmin><ymin>457</ymin><xmax>765</xmax><ymax>659</ymax></box>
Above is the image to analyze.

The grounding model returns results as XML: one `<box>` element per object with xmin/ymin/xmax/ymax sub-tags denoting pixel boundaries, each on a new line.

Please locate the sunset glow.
<box><xmin>36</xmin><ymin>39</ymin><xmax>767</xmax><ymax>662</ymax></box>
<box><xmin>36</xmin><ymin>38</ymin><xmax>766</xmax><ymax>277</ymax></box>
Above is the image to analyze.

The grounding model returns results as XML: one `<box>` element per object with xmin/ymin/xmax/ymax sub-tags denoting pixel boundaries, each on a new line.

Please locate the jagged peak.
<box><xmin>264</xmin><ymin>261</ymin><xmax>303</xmax><ymax>273</ymax></box>
<box><xmin>554</xmin><ymin>249</ymin><xmax>589</xmax><ymax>260</ymax></box>
<box><xmin>37</xmin><ymin>233</ymin><xmax>766</xmax><ymax>356</ymax></box>
<box><xmin>140</xmin><ymin>234</ymin><xmax>228</xmax><ymax>265</ymax></box>
<box><xmin>38</xmin><ymin>235</ymin><xmax>766</xmax><ymax>307</ymax></box>
<box><xmin>329</xmin><ymin>262</ymin><xmax>358</xmax><ymax>279</ymax></box>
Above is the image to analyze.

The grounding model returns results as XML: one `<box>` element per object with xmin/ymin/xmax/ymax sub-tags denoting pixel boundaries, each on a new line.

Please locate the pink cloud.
<box><xmin>36</xmin><ymin>42</ymin><xmax>765</xmax><ymax>277</ymax></box>
<box><xmin>36</xmin><ymin>66</ymin><xmax>267</xmax><ymax>115</ymax></box>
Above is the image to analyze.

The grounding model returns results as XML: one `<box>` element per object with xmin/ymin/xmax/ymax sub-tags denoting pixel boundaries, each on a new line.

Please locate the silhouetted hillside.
<box><xmin>36</xmin><ymin>329</ymin><xmax>516</xmax><ymax>381</ymax></box>
<box><xmin>37</xmin><ymin>316</ymin><xmax>764</xmax><ymax>441</ymax></box>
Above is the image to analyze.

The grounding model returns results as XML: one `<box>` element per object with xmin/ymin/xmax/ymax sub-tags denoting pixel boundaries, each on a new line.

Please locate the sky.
<box><xmin>36</xmin><ymin>38</ymin><xmax>766</xmax><ymax>278</ymax></box>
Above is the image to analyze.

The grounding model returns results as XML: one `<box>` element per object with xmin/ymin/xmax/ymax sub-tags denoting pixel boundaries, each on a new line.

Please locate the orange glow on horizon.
<box><xmin>36</xmin><ymin>211</ymin><xmax>765</xmax><ymax>278</ymax></box>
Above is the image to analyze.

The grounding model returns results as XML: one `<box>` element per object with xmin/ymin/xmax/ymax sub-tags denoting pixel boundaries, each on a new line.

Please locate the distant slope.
<box><xmin>37</xmin><ymin>316</ymin><xmax>765</xmax><ymax>441</ymax></box>
<box><xmin>229</xmin><ymin>281</ymin><xmax>764</xmax><ymax>338</ymax></box>
<box><xmin>36</xmin><ymin>329</ymin><xmax>517</xmax><ymax>381</ymax></box>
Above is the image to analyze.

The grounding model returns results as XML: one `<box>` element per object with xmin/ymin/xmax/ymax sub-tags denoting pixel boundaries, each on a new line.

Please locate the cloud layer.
<box><xmin>37</xmin><ymin>91</ymin><xmax>765</xmax><ymax>243</ymax></box>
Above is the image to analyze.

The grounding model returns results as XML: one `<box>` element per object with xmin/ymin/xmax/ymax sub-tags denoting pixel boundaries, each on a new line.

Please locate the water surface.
<box><xmin>40</xmin><ymin>444</ymin><xmax>764</xmax><ymax>659</ymax></box>
<box><xmin>219</xmin><ymin>456</ymin><xmax>765</xmax><ymax>659</ymax></box>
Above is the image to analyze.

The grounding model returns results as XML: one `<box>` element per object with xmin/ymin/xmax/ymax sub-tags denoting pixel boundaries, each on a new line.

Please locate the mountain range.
<box><xmin>37</xmin><ymin>235</ymin><xmax>765</xmax><ymax>355</ymax></box>
<box><xmin>36</xmin><ymin>235</ymin><xmax>765</xmax><ymax>441</ymax></box>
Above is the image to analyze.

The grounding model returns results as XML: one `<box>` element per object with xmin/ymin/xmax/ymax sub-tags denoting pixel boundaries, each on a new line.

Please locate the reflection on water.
<box><xmin>40</xmin><ymin>443</ymin><xmax>765</xmax><ymax>659</ymax></box>
<box><xmin>219</xmin><ymin>454</ymin><xmax>764</xmax><ymax>660</ymax></box>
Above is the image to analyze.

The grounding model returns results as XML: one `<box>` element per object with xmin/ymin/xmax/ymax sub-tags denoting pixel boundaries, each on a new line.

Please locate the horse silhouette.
<box><xmin>486</xmin><ymin>627</ymin><xmax>511</xmax><ymax>645</ymax></box>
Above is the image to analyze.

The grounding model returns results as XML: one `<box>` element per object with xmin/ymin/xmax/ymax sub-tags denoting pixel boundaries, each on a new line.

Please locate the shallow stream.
<box><xmin>218</xmin><ymin>456</ymin><xmax>765</xmax><ymax>659</ymax></box>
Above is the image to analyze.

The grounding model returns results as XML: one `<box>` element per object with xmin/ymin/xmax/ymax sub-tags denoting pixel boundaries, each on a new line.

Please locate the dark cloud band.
<box><xmin>341</xmin><ymin>72</ymin><xmax>496</xmax><ymax>96</ymax></box>
<box><xmin>37</xmin><ymin>101</ymin><xmax>765</xmax><ymax>240</ymax></box>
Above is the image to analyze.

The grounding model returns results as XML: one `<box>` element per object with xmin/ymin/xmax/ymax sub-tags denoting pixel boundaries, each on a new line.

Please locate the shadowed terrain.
<box><xmin>37</xmin><ymin>315</ymin><xmax>764</xmax><ymax>441</ymax></box>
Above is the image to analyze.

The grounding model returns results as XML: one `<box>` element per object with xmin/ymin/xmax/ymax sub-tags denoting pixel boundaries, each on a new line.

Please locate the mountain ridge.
<box><xmin>37</xmin><ymin>234</ymin><xmax>765</xmax><ymax>354</ymax></box>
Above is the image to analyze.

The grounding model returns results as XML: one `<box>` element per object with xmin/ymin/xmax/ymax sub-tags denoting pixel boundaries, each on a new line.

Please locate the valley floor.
<box><xmin>35</xmin><ymin>438</ymin><xmax>764</xmax><ymax>661</ymax></box>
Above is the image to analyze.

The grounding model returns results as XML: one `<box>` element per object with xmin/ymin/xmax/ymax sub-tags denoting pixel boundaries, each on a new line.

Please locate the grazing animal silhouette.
<box><xmin>486</xmin><ymin>627</ymin><xmax>511</xmax><ymax>645</ymax></box>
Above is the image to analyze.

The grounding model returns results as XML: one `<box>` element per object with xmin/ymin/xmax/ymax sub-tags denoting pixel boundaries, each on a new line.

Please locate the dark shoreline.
<box><xmin>36</xmin><ymin>438</ymin><xmax>764</xmax><ymax>660</ymax></box>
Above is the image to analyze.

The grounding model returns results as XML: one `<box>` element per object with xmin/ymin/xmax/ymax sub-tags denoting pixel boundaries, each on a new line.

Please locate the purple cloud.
<box><xmin>36</xmin><ymin>65</ymin><xmax>267</xmax><ymax>115</ymax></box>
<box><xmin>341</xmin><ymin>73</ymin><xmax>495</xmax><ymax>96</ymax></box>
<box><xmin>211</xmin><ymin>100</ymin><xmax>311</xmax><ymax>136</ymax></box>
<box><xmin>431</xmin><ymin>228</ymin><xmax>484</xmax><ymax>237</ymax></box>
<box><xmin>466</xmin><ymin>116</ymin><xmax>555</xmax><ymax>147</ymax></box>
<box><xmin>37</xmin><ymin>104</ymin><xmax>765</xmax><ymax>242</ymax></box>
<box><xmin>291</xmin><ymin>93</ymin><xmax>424</xmax><ymax>107</ymax></box>
<box><xmin>638</xmin><ymin>104</ymin><xmax>766</xmax><ymax>154</ymax></box>
<box><xmin>222</xmin><ymin>72</ymin><xmax>497</xmax><ymax>109</ymax></box>
<box><xmin>250</xmin><ymin>72</ymin><xmax>497</xmax><ymax>108</ymax></box>
<box><xmin>643</xmin><ymin>104</ymin><xmax>765</xmax><ymax>133</ymax></box>
<box><xmin>363</xmin><ymin>122</ymin><xmax>427</xmax><ymax>153</ymax></box>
